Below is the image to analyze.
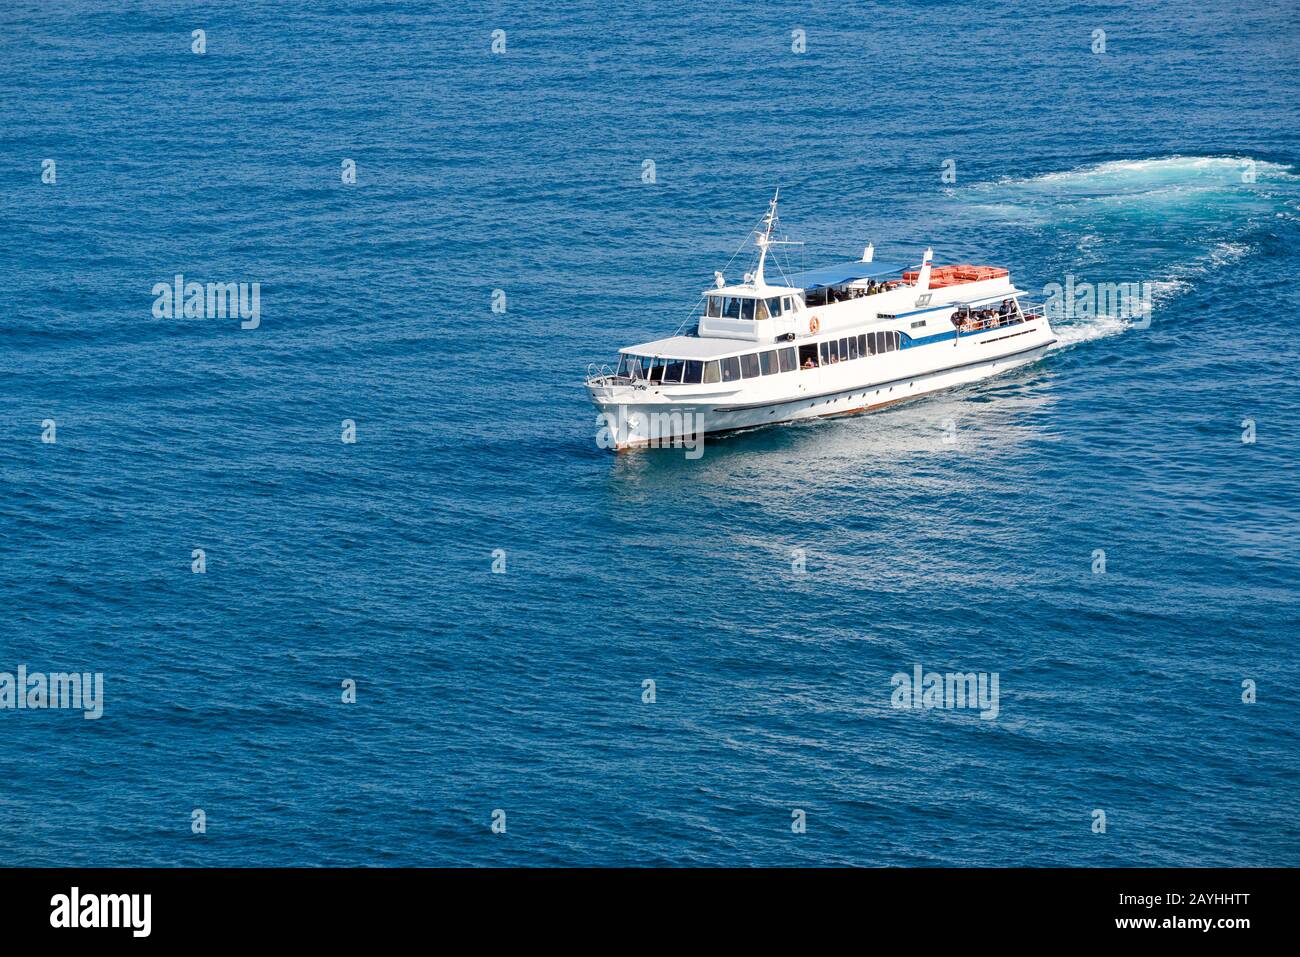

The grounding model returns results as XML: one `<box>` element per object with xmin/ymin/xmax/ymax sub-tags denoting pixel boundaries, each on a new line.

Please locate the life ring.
<box><xmin>809</xmin><ymin>316</ymin><xmax>820</xmax><ymax>334</ymax></box>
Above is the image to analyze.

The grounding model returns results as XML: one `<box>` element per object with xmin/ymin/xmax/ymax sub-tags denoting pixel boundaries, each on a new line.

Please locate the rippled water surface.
<box><xmin>1</xmin><ymin>1</ymin><xmax>1298</xmax><ymax>866</ymax></box>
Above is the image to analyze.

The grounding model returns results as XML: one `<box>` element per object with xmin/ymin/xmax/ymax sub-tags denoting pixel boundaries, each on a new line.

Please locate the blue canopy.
<box><xmin>785</xmin><ymin>260</ymin><xmax>905</xmax><ymax>290</ymax></box>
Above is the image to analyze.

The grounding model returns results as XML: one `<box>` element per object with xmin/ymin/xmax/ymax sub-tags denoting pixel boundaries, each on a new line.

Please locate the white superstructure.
<box><xmin>585</xmin><ymin>193</ymin><xmax>1057</xmax><ymax>450</ymax></box>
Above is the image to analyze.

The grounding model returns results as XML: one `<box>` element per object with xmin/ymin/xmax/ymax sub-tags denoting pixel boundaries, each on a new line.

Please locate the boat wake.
<box><xmin>956</xmin><ymin>156</ymin><xmax>1299</xmax><ymax>350</ymax></box>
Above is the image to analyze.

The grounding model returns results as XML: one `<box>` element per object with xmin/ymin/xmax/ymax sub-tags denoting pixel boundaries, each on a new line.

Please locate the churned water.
<box><xmin>1</xmin><ymin>1</ymin><xmax>1298</xmax><ymax>866</ymax></box>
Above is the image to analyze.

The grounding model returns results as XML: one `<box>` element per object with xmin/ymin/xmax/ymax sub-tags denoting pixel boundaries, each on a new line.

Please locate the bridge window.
<box><xmin>740</xmin><ymin>299</ymin><xmax>755</xmax><ymax>321</ymax></box>
<box><xmin>706</xmin><ymin>296</ymin><xmax>722</xmax><ymax>318</ymax></box>
<box><xmin>724</xmin><ymin>297</ymin><xmax>741</xmax><ymax>319</ymax></box>
<box><xmin>703</xmin><ymin>360</ymin><xmax>720</xmax><ymax>384</ymax></box>
<box><xmin>682</xmin><ymin>360</ymin><xmax>703</xmax><ymax>384</ymax></box>
<box><xmin>662</xmin><ymin>359</ymin><xmax>685</xmax><ymax>383</ymax></box>
<box><xmin>721</xmin><ymin>356</ymin><xmax>741</xmax><ymax>382</ymax></box>
<box><xmin>740</xmin><ymin>352</ymin><xmax>761</xmax><ymax>378</ymax></box>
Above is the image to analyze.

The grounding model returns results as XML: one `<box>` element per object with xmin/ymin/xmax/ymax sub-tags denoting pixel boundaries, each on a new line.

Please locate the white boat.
<box><xmin>585</xmin><ymin>193</ymin><xmax>1057</xmax><ymax>451</ymax></box>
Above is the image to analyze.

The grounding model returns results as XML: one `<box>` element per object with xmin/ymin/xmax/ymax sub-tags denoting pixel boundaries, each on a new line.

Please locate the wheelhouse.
<box><xmin>703</xmin><ymin>292</ymin><xmax>799</xmax><ymax>321</ymax></box>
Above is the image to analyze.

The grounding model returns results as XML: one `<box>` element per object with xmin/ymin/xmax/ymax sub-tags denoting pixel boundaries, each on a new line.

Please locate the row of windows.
<box><xmin>806</xmin><ymin>330</ymin><xmax>902</xmax><ymax>368</ymax></box>
<box><xmin>619</xmin><ymin>330</ymin><xmax>904</xmax><ymax>385</ymax></box>
<box><xmin>620</xmin><ymin>347</ymin><xmax>799</xmax><ymax>384</ymax></box>
<box><xmin>705</xmin><ymin>294</ymin><xmax>797</xmax><ymax>320</ymax></box>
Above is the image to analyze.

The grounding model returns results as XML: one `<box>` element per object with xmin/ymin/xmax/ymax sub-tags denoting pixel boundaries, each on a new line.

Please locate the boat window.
<box><xmin>663</xmin><ymin>359</ymin><xmax>685</xmax><ymax>383</ymax></box>
<box><xmin>627</xmin><ymin>356</ymin><xmax>646</xmax><ymax>378</ymax></box>
<box><xmin>779</xmin><ymin>346</ymin><xmax>797</xmax><ymax>372</ymax></box>
<box><xmin>648</xmin><ymin>358</ymin><xmax>665</xmax><ymax>382</ymax></box>
<box><xmin>858</xmin><ymin>334</ymin><xmax>867</xmax><ymax>356</ymax></box>
<box><xmin>799</xmin><ymin>344</ymin><xmax>819</xmax><ymax>369</ymax></box>
<box><xmin>848</xmin><ymin>336</ymin><xmax>859</xmax><ymax>360</ymax></box>
<box><xmin>829</xmin><ymin>340</ymin><xmax>840</xmax><ymax>363</ymax></box>
<box><xmin>755</xmin><ymin>299</ymin><xmax>770</xmax><ymax>320</ymax></box>
<box><xmin>819</xmin><ymin>342</ymin><xmax>829</xmax><ymax>365</ymax></box>
<box><xmin>616</xmin><ymin>355</ymin><xmax>628</xmax><ymax>376</ymax></box>
<box><xmin>724</xmin><ymin>297</ymin><xmax>741</xmax><ymax>319</ymax></box>
<box><xmin>721</xmin><ymin>356</ymin><xmax>741</xmax><ymax>382</ymax></box>
<box><xmin>782</xmin><ymin>296</ymin><xmax>794</xmax><ymax>312</ymax></box>
<box><xmin>740</xmin><ymin>352</ymin><xmax>761</xmax><ymax>378</ymax></box>
<box><xmin>682</xmin><ymin>360</ymin><xmax>703</xmax><ymax>384</ymax></box>
<box><xmin>703</xmin><ymin>360</ymin><xmax>720</xmax><ymax>384</ymax></box>
<box><xmin>870</xmin><ymin>332</ymin><xmax>881</xmax><ymax>355</ymax></box>
<box><xmin>839</xmin><ymin>337</ymin><xmax>849</xmax><ymax>359</ymax></box>
<box><xmin>706</xmin><ymin>296</ymin><xmax>722</xmax><ymax>318</ymax></box>
<box><xmin>740</xmin><ymin>299</ymin><xmax>755</xmax><ymax>321</ymax></box>
<box><xmin>759</xmin><ymin>350</ymin><xmax>777</xmax><ymax>375</ymax></box>
<box><xmin>767</xmin><ymin>297</ymin><xmax>783</xmax><ymax>318</ymax></box>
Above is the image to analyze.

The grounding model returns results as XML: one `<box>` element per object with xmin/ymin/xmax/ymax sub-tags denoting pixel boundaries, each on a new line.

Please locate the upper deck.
<box><xmin>592</xmin><ymin>194</ymin><xmax>1024</xmax><ymax>384</ymax></box>
<box><xmin>620</xmin><ymin>258</ymin><xmax>1017</xmax><ymax>361</ymax></box>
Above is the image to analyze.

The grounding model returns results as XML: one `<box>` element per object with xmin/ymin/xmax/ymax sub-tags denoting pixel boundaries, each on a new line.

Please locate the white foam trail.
<box><xmin>1004</xmin><ymin>155</ymin><xmax>1297</xmax><ymax>187</ymax></box>
<box><xmin>1050</xmin><ymin>314</ymin><xmax>1129</xmax><ymax>350</ymax></box>
<box><xmin>970</xmin><ymin>156</ymin><xmax>1298</xmax><ymax>351</ymax></box>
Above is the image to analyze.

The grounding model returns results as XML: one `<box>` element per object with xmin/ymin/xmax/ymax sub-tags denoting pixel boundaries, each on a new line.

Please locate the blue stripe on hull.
<box><xmin>902</xmin><ymin>318</ymin><xmax>1028</xmax><ymax>349</ymax></box>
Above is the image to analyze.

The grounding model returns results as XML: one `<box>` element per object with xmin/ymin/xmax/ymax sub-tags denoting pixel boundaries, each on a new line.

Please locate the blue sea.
<box><xmin>1</xmin><ymin>0</ymin><xmax>1298</xmax><ymax>867</ymax></box>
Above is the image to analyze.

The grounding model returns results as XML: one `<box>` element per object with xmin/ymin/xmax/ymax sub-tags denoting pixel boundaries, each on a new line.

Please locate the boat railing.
<box><xmin>956</xmin><ymin>301</ymin><xmax>1042</xmax><ymax>333</ymax></box>
<box><xmin>585</xmin><ymin>362</ymin><xmax>618</xmax><ymax>386</ymax></box>
<box><xmin>1018</xmin><ymin>300</ymin><xmax>1046</xmax><ymax>321</ymax></box>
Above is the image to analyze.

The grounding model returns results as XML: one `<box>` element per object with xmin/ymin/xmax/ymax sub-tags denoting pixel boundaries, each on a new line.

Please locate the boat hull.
<box><xmin>589</xmin><ymin>327</ymin><xmax>1056</xmax><ymax>451</ymax></box>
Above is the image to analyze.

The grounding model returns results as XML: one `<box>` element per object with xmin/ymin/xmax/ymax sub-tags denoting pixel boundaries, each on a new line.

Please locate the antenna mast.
<box><xmin>754</xmin><ymin>189</ymin><xmax>781</xmax><ymax>287</ymax></box>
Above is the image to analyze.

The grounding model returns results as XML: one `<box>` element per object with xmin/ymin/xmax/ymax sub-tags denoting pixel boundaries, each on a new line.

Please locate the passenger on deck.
<box><xmin>803</xmin><ymin>357</ymin><xmax>816</xmax><ymax>369</ymax></box>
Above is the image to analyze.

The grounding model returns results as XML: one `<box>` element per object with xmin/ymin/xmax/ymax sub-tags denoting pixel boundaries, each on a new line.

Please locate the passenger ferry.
<box><xmin>586</xmin><ymin>194</ymin><xmax>1057</xmax><ymax>450</ymax></box>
